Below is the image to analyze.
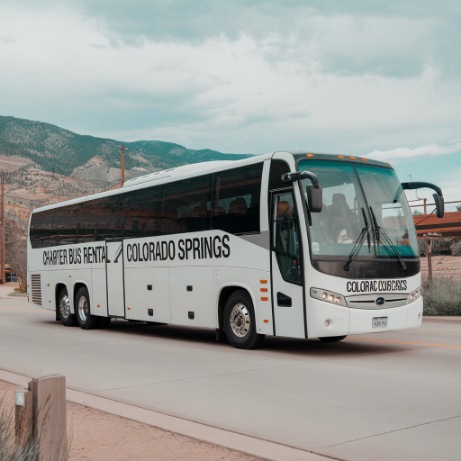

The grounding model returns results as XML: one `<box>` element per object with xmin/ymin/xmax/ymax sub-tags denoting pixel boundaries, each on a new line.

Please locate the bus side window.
<box><xmin>161</xmin><ymin>175</ymin><xmax>212</xmax><ymax>235</ymax></box>
<box><xmin>213</xmin><ymin>163</ymin><xmax>262</xmax><ymax>234</ymax></box>
<box><xmin>121</xmin><ymin>187</ymin><xmax>159</xmax><ymax>238</ymax></box>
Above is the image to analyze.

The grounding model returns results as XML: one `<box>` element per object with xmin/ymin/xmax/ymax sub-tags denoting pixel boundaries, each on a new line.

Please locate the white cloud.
<box><xmin>366</xmin><ymin>142</ymin><xmax>461</xmax><ymax>163</ymax></box>
<box><xmin>0</xmin><ymin>2</ymin><xmax>461</xmax><ymax>157</ymax></box>
<box><xmin>440</xmin><ymin>168</ymin><xmax>461</xmax><ymax>210</ymax></box>
<box><xmin>301</xmin><ymin>15</ymin><xmax>432</xmax><ymax>78</ymax></box>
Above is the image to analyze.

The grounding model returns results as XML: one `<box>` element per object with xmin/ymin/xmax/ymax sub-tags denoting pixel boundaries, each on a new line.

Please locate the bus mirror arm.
<box><xmin>281</xmin><ymin>171</ymin><xmax>323</xmax><ymax>213</ymax></box>
<box><xmin>282</xmin><ymin>171</ymin><xmax>319</xmax><ymax>187</ymax></box>
<box><xmin>401</xmin><ymin>182</ymin><xmax>445</xmax><ymax>218</ymax></box>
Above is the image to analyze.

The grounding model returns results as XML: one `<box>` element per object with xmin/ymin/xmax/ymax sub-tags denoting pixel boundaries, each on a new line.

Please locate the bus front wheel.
<box><xmin>223</xmin><ymin>291</ymin><xmax>264</xmax><ymax>349</ymax></box>
<box><xmin>75</xmin><ymin>287</ymin><xmax>99</xmax><ymax>330</ymax></box>
<box><xmin>58</xmin><ymin>288</ymin><xmax>76</xmax><ymax>327</ymax></box>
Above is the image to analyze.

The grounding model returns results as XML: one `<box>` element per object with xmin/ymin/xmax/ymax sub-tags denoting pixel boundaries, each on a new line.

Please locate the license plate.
<box><xmin>372</xmin><ymin>317</ymin><xmax>388</xmax><ymax>328</ymax></box>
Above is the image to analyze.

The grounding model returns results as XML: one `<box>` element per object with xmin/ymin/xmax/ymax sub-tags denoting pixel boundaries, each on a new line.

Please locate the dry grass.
<box><xmin>422</xmin><ymin>276</ymin><xmax>461</xmax><ymax>316</ymax></box>
<box><xmin>421</xmin><ymin>256</ymin><xmax>461</xmax><ymax>316</ymax></box>
<box><xmin>0</xmin><ymin>397</ymin><xmax>38</xmax><ymax>461</ymax></box>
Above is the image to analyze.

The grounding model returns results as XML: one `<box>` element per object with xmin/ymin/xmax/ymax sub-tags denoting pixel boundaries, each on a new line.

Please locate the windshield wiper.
<box><xmin>369</xmin><ymin>206</ymin><xmax>407</xmax><ymax>271</ymax></box>
<box><xmin>344</xmin><ymin>208</ymin><xmax>371</xmax><ymax>271</ymax></box>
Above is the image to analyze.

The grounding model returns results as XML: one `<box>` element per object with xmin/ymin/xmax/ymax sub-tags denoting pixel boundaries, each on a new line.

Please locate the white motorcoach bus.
<box><xmin>27</xmin><ymin>152</ymin><xmax>444</xmax><ymax>349</ymax></box>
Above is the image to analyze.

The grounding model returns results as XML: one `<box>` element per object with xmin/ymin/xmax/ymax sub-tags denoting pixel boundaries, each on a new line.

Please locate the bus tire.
<box><xmin>75</xmin><ymin>287</ymin><xmax>99</xmax><ymax>330</ymax></box>
<box><xmin>318</xmin><ymin>335</ymin><xmax>347</xmax><ymax>342</ymax></box>
<box><xmin>58</xmin><ymin>288</ymin><xmax>76</xmax><ymax>327</ymax></box>
<box><xmin>223</xmin><ymin>290</ymin><xmax>264</xmax><ymax>349</ymax></box>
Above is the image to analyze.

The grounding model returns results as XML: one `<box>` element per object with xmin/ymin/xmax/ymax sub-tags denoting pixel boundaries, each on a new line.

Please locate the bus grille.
<box><xmin>346</xmin><ymin>293</ymin><xmax>408</xmax><ymax>310</ymax></box>
<box><xmin>30</xmin><ymin>274</ymin><xmax>42</xmax><ymax>305</ymax></box>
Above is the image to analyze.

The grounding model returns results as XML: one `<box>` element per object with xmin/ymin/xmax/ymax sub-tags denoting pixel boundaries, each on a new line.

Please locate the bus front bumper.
<box><xmin>307</xmin><ymin>297</ymin><xmax>423</xmax><ymax>339</ymax></box>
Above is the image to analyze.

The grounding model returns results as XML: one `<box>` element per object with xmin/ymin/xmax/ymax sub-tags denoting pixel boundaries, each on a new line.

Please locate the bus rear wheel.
<box><xmin>75</xmin><ymin>287</ymin><xmax>99</xmax><ymax>330</ymax></box>
<box><xmin>58</xmin><ymin>288</ymin><xmax>76</xmax><ymax>327</ymax></box>
<box><xmin>223</xmin><ymin>291</ymin><xmax>264</xmax><ymax>349</ymax></box>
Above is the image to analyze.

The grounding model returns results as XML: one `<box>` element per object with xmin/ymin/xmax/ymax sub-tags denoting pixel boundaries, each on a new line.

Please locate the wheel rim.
<box><xmin>229</xmin><ymin>303</ymin><xmax>251</xmax><ymax>338</ymax></box>
<box><xmin>59</xmin><ymin>295</ymin><xmax>71</xmax><ymax>319</ymax></box>
<box><xmin>78</xmin><ymin>296</ymin><xmax>89</xmax><ymax>322</ymax></box>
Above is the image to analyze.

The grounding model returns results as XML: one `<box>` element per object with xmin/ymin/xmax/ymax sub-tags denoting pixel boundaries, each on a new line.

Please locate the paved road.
<box><xmin>1</xmin><ymin>294</ymin><xmax>461</xmax><ymax>461</ymax></box>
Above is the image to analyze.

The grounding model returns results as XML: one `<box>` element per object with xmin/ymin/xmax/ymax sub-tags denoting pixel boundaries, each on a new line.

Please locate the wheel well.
<box><xmin>218</xmin><ymin>286</ymin><xmax>251</xmax><ymax>329</ymax></box>
<box><xmin>73</xmin><ymin>283</ymin><xmax>88</xmax><ymax>308</ymax></box>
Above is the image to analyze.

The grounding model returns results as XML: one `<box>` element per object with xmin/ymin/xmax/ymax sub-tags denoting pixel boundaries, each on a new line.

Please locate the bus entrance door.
<box><xmin>271</xmin><ymin>192</ymin><xmax>306</xmax><ymax>339</ymax></box>
<box><xmin>106</xmin><ymin>241</ymin><xmax>126</xmax><ymax>318</ymax></box>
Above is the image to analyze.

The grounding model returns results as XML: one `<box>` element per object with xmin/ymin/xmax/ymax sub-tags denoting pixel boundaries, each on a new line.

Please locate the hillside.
<box><xmin>0</xmin><ymin>115</ymin><xmax>252</xmax><ymax>284</ymax></box>
<box><xmin>0</xmin><ymin>115</ymin><xmax>252</xmax><ymax>226</ymax></box>
<box><xmin>0</xmin><ymin>116</ymin><xmax>250</xmax><ymax>185</ymax></box>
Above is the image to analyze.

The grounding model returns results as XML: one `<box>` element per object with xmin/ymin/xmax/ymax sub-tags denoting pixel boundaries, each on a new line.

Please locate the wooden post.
<box><xmin>426</xmin><ymin>237</ymin><xmax>433</xmax><ymax>284</ymax></box>
<box><xmin>28</xmin><ymin>375</ymin><xmax>67</xmax><ymax>460</ymax></box>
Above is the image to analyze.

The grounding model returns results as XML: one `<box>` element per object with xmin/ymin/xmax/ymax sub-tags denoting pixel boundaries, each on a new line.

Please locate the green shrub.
<box><xmin>422</xmin><ymin>277</ymin><xmax>461</xmax><ymax>316</ymax></box>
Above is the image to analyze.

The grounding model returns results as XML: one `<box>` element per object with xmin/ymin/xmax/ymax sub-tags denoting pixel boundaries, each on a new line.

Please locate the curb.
<box><xmin>423</xmin><ymin>316</ymin><xmax>461</xmax><ymax>324</ymax></box>
<box><xmin>0</xmin><ymin>369</ymin><xmax>333</xmax><ymax>461</ymax></box>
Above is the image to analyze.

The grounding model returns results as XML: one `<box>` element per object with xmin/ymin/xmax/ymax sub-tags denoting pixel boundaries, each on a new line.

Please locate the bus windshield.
<box><xmin>298</xmin><ymin>159</ymin><xmax>418</xmax><ymax>268</ymax></box>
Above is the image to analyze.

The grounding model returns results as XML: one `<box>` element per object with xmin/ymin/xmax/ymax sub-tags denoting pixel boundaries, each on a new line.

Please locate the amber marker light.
<box><xmin>261</xmin><ymin>297</ymin><xmax>269</xmax><ymax>302</ymax></box>
<box><xmin>348</xmin><ymin>156</ymin><xmax>356</xmax><ymax>160</ymax></box>
<box><xmin>306</xmin><ymin>153</ymin><xmax>314</xmax><ymax>158</ymax></box>
<box><xmin>337</xmin><ymin>155</ymin><xmax>345</xmax><ymax>159</ymax></box>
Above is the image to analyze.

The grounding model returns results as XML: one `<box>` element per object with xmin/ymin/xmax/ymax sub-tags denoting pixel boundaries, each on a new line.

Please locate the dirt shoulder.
<box><xmin>0</xmin><ymin>380</ymin><xmax>264</xmax><ymax>461</ymax></box>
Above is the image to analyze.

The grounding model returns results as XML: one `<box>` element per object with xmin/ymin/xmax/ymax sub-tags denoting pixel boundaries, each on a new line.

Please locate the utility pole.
<box><xmin>121</xmin><ymin>144</ymin><xmax>125</xmax><ymax>187</ymax></box>
<box><xmin>1</xmin><ymin>172</ymin><xmax>5</xmax><ymax>284</ymax></box>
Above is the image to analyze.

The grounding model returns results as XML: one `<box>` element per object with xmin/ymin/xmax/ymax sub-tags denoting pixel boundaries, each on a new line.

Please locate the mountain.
<box><xmin>0</xmin><ymin>116</ymin><xmax>251</xmax><ymax>181</ymax></box>
<box><xmin>0</xmin><ymin>116</ymin><xmax>254</xmax><ymax>283</ymax></box>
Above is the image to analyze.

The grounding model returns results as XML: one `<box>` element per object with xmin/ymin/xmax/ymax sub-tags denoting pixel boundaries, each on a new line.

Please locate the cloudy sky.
<box><xmin>1</xmin><ymin>0</ymin><xmax>460</xmax><ymax>207</ymax></box>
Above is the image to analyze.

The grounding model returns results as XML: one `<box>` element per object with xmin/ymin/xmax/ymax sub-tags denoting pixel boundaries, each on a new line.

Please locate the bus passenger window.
<box><xmin>213</xmin><ymin>163</ymin><xmax>262</xmax><ymax>234</ymax></box>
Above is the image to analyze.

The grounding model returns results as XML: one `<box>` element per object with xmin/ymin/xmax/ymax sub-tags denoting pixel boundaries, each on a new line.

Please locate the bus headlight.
<box><xmin>310</xmin><ymin>288</ymin><xmax>347</xmax><ymax>307</ymax></box>
<box><xmin>406</xmin><ymin>287</ymin><xmax>422</xmax><ymax>304</ymax></box>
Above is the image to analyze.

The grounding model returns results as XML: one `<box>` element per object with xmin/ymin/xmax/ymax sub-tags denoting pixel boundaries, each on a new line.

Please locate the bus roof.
<box><xmin>31</xmin><ymin>151</ymin><xmax>390</xmax><ymax>213</ymax></box>
<box><xmin>122</xmin><ymin>160</ymin><xmax>235</xmax><ymax>187</ymax></box>
<box><xmin>31</xmin><ymin>154</ymin><xmax>271</xmax><ymax>213</ymax></box>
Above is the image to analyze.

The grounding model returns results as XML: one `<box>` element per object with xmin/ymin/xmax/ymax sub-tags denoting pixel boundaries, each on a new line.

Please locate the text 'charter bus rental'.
<box><xmin>27</xmin><ymin>152</ymin><xmax>444</xmax><ymax>349</ymax></box>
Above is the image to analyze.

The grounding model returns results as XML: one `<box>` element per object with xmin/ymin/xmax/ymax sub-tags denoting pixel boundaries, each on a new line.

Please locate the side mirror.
<box><xmin>306</xmin><ymin>185</ymin><xmax>323</xmax><ymax>213</ymax></box>
<box><xmin>433</xmin><ymin>193</ymin><xmax>445</xmax><ymax>218</ymax></box>
<box><xmin>401</xmin><ymin>181</ymin><xmax>444</xmax><ymax>219</ymax></box>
